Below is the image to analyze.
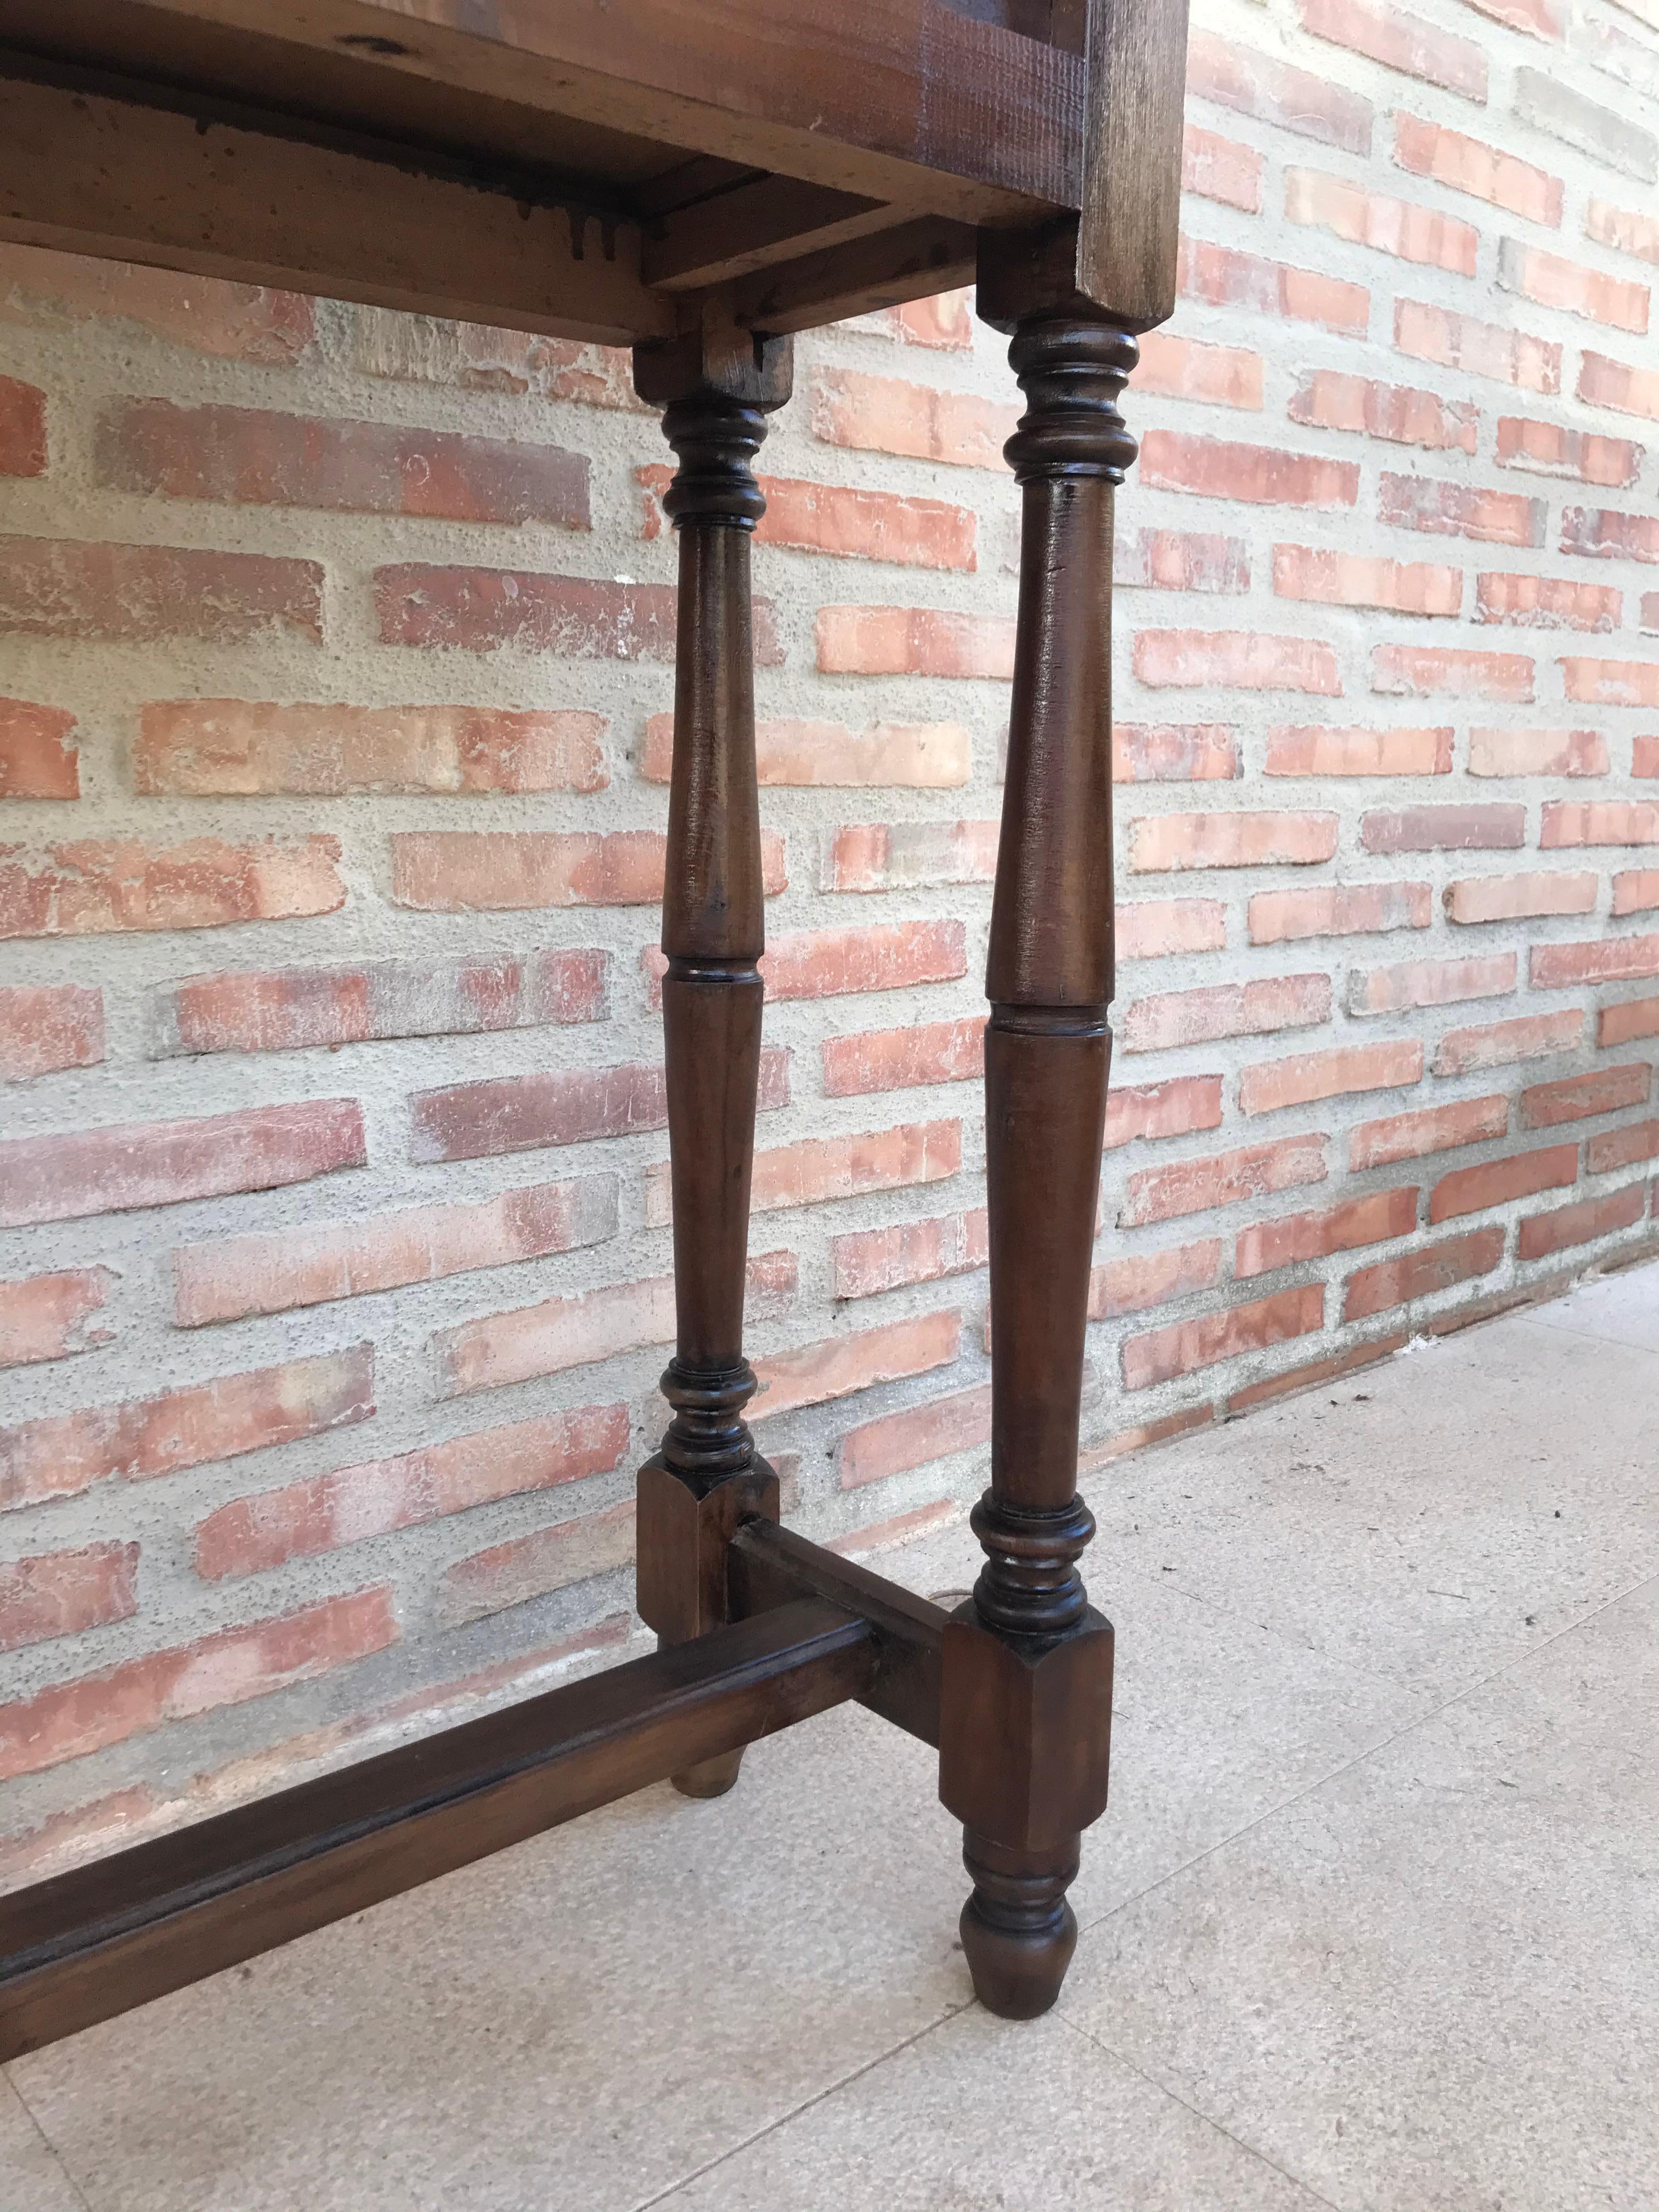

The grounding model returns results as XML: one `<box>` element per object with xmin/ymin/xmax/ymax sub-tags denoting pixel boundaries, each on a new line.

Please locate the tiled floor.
<box><xmin>7</xmin><ymin>1261</ymin><xmax>1657</xmax><ymax>2211</ymax></box>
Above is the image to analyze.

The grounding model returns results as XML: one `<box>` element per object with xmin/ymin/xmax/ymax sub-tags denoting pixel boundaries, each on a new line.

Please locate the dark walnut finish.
<box><xmin>0</xmin><ymin>0</ymin><xmax>1194</xmax><ymax>2047</ymax></box>
<box><xmin>631</xmin><ymin>322</ymin><xmax>791</xmax><ymax>1798</ymax></box>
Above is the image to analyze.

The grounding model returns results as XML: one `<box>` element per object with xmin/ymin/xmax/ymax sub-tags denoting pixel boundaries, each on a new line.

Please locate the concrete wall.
<box><xmin>2</xmin><ymin>0</ymin><xmax>1656</xmax><ymax>1878</ymax></box>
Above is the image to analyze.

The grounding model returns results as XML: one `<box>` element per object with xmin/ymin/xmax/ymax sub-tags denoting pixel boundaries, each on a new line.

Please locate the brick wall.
<box><xmin>2</xmin><ymin>0</ymin><xmax>1657</xmax><ymax>1877</ymax></box>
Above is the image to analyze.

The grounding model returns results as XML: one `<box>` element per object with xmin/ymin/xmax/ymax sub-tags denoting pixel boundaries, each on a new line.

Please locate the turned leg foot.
<box><xmin>959</xmin><ymin>1830</ymin><xmax>1080</xmax><ymax>2018</ymax></box>
<box><xmin>671</xmin><ymin>1747</ymin><xmax>746</xmax><ymax>1799</ymax></box>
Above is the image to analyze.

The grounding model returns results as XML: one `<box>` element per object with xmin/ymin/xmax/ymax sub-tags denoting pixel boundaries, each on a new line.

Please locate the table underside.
<box><xmin>0</xmin><ymin>0</ymin><xmax>1090</xmax><ymax>342</ymax></box>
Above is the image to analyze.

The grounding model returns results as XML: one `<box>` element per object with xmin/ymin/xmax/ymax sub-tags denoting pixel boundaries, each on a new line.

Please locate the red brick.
<box><xmin>1372</xmin><ymin>645</ymin><xmax>1534</xmax><ymax>701</ymax></box>
<box><xmin>1103</xmin><ymin>1075</ymin><xmax>1227</xmax><ymax>1150</ymax></box>
<box><xmin>1434</xmin><ymin>1009</ymin><xmax>1583</xmax><ymax>1074</ymax></box>
<box><xmin>1577</xmin><ymin>351</ymin><xmax>1659</xmax><ymax>421</ymax></box>
<box><xmin>0</xmin><ymin>1346</ymin><xmax>374</xmax><ymax>1514</ymax></box>
<box><xmin>436</xmin><ymin>1502</ymin><xmax>636</xmax><ymax>1629</ymax></box>
<box><xmin>1239</xmin><ymin>1040</ymin><xmax>1424</xmax><ymax>1115</ymax></box>
<box><xmin>0</xmin><ymin>698</ymin><xmax>77</xmax><ymax>798</ymax></box>
<box><xmin>174</xmin><ymin>1176</ymin><xmax>617</xmax><ymax>1327</ymax></box>
<box><xmin>832</xmin><ymin>1209</ymin><xmax>988</xmax><ymax>1300</ymax></box>
<box><xmin>1090</xmin><ymin>1240</ymin><xmax>1224</xmax><ymax>1319</ymax></box>
<box><xmin>1458</xmin><ymin>0</ymin><xmax>1562</xmax><ymax>35</ymax></box>
<box><xmin>1379</xmin><ymin>476</ymin><xmax>1544</xmax><ymax>549</ymax></box>
<box><xmin>1077</xmin><ymin>1406</ymin><xmax>1217</xmax><ymax>1472</ymax></box>
<box><xmin>1531</xmin><ymin>934</ymin><xmax>1659</xmax><ymax>988</ymax></box>
<box><xmin>891</xmin><ymin>290</ymin><xmax>974</xmax><ymax>349</ymax></box>
<box><xmin>100</xmin><ymin>400</ymin><xmax>590</xmax><ymax>524</ymax></box>
<box><xmin>352</xmin><ymin>315</ymin><xmax>642</xmax><ymax>408</ymax></box>
<box><xmin>1288</xmin><ymin>370</ymin><xmax>1478</xmax><ymax>452</ymax></box>
<box><xmin>137</xmin><ymin>700</ymin><xmax>607</xmax><ymax>797</ymax></box>
<box><xmin>1265</xmin><ymin>724</ymin><xmax>1453</xmax><ymax>775</ymax></box>
<box><xmin>1176</xmin><ymin>238</ymin><xmax>1370</xmax><ymax>336</ymax></box>
<box><xmin>837</xmin><ymin>1382</ymin><xmax>992</xmax><ymax>1491</ymax></box>
<box><xmin>1130</xmin><ymin>809</ymin><xmax>1339</xmax><ymax>871</ymax></box>
<box><xmin>0</xmin><ymin>538</ymin><xmax>322</xmax><ymax>642</ymax></box>
<box><xmin>1297</xmin><ymin>0</ymin><xmax>1487</xmax><ymax>92</ymax></box>
<box><xmin>0</xmin><ymin>1588</ymin><xmax>397</xmax><ymax>1783</ymax></box>
<box><xmin>1272</xmin><ymin>550</ymin><xmax>1461</xmax><ymax>617</ymax></box>
<box><xmin>0</xmin><ymin>982</ymin><xmax>104</xmax><ymax>1080</ymax></box>
<box><xmin>1518</xmin><ymin>1183</ymin><xmax>1647</xmax><ymax>1260</ymax></box>
<box><xmin>0</xmin><ymin>1098</ymin><xmax>365</xmax><ymax>1228</ymax></box>
<box><xmin>1132</xmin><ymin>334</ymin><xmax>1264</xmax><ymax>410</ymax></box>
<box><xmin>809</xmin><ymin>368</ymin><xmax>1017</xmax><ymax>470</ymax></box>
<box><xmin>1498</xmin><ymin>421</ymin><xmax>1643</xmax><ymax>487</ymax></box>
<box><xmin>1362</xmin><ymin>804</ymin><xmax>1526</xmax><ymax>854</ymax></box>
<box><xmin>1392</xmin><ymin>115</ymin><xmax>1562</xmax><ymax>221</ymax></box>
<box><xmin>1285</xmin><ymin>170</ymin><xmax>1478</xmax><ymax>273</ymax></box>
<box><xmin>1395</xmin><ymin>301</ymin><xmax>1561</xmax><ymax>393</ymax></box>
<box><xmin>1185</xmin><ymin>30</ymin><xmax>1374</xmax><ymax>154</ymax></box>
<box><xmin>1469</xmin><ymin>727</ymin><xmax>1609</xmax><ymax>776</ymax></box>
<box><xmin>1475</xmin><ymin>575</ymin><xmax>1621</xmax><ymax>632</ymax></box>
<box><xmin>1613</xmin><ymin>871</ymin><xmax>1659</xmax><ymax>916</ymax></box>
<box><xmin>436</xmin><ymin>1254</ymin><xmax>793</xmax><ymax>1397</ymax></box>
<box><xmin>0</xmin><ymin>375</ymin><xmax>47</xmax><ymax>476</ymax></box>
<box><xmin>0</xmin><ymin>835</ymin><xmax>343</xmax><ymax>937</ymax></box>
<box><xmin>1541</xmin><ymin>799</ymin><xmax>1659</xmax><ymax>845</ymax></box>
<box><xmin>759</xmin><ymin>476</ymin><xmax>976</xmax><ymax>571</ymax></box>
<box><xmin>1141</xmin><ymin>431</ymin><xmax>1358</xmax><ymax>508</ymax></box>
<box><xmin>1114</xmin><ymin>724</ymin><xmax>1240</xmax><ymax>782</ymax></box>
<box><xmin>1586</xmin><ymin>198</ymin><xmax>1659</xmax><ymax>266</ymax></box>
<box><xmin>1348</xmin><ymin>952</ymin><xmax>1516</xmax><ymax>1014</ymax></box>
<box><xmin>641</xmin><ymin>714</ymin><xmax>972</xmax><ymax>789</ymax></box>
<box><xmin>0</xmin><ymin>1268</ymin><xmax>116</xmax><ymax>1369</ymax></box>
<box><xmin>1558</xmin><ymin>659</ymin><xmax>1659</xmax><ymax>708</ymax></box>
<box><xmin>815</xmin><ymin>605</ymin><xmax>1013</xmax><ymax>679</ymax></box>
<box><xmin>1521</xmin><ymin>1064</ymin><xmax>1651</xmax><ymax>1128</ymax></box>
<box><xmin>821</xmin><ymin>1017</ymin><xmax>984</xmax><ymax>1097</ymax></box>
<box><xmin>1430</xmin><ymin>1144</ymin><xmax>1578</xmax><ymax>1221</ymax></box>
<box><xmin>1134</xmin><ymin>631</ymin><xmax>1342</xmax><ymax>695</ymax></box>
<box><xmin>1588</xmin><ymin>1119</ymin><xmax>1659</xmax><ymax>1172</ymax></box>
<box><xmin>0</xmin><ymin>243</ymin><xmax>314</xmax><ymax>361</ymax></box>
<box><xmin>1644</xmin><ymin>599</ymin><xmax>1659</xmax><ymax>634</ymax></box>
<box><xmin>1350</xmin><ymin>1094</ymin><xmax>1509</xmax><ymax>1167</ymax></box>
<box><xmin>194</xmin><ymin>1406</ymin><xmax>630</xmax><ymax>1581</ymax></box>
<box><xmin>663</xmin><ymin>1120</ymin><xmax>960</xmax><ymax>1226</ymax></box>
<box><xmin>1121</xmin><ymin>1134</ymin><xmax>1328</xmax><ymax>1227</ymax></box>
<box><xmin>1600</xmin><ymin>996</ymin><xmax>1659</xmax><ymax>1047</ymax></box>
<box><xmin>390</xmin><ymin>828</ymin><xmax>783</xmax><ymax>912</ymax></box>
<box><xmin>753</xmin><ymin>1310</ymin><xmax>961</xmax><ymax>1421</ymax></box>
<box><xmin>374</xmin><ymin>567</ymin><xmax>780</xmax><ymax>663</ymax></box>
<box><xmin>1637</xmin><ymin>738</ymin><xmax>1659</xmax><ymax>777</ymax></box>
<box><xmin>1237</xmin><ymin>1186</ymin><xmax>1419</xmax><ymax>1277</ymax></box>
<box><xmin>160</xmin><ymin>950</ymin><xmax>606</xmax><ymax>1057</ymax></box>
<box><xmin>1560</xmin><ymin>508</ymin><xmax>1659</xmax><ymax>562</ymax></box>
<box><xmin>825</xmin><ymin>820</ymin><xmax>997</xmax><ymax>892</ymax></box>
<box><xmin>0</xmin><ymin>1543</ymin><xmax>139</xmax><ymax>1656</ymax></box>
<box><xmin>1183</xmin><ymin>120</ymin><xmax>1265</xmax><ymax>210</ymax></box>
<box><xmin>1120</xmin><ymin>973</ymin><xmax>1331</xmax><ymax>1054</ymax></box>
<box><xmin>1118</xmin><ymin>532</ymin><xmax>1251</xmax><ymax>595</ymax></box>
<box><xmin>1116</xmin><ymin>900</ymin><xmax>1229</xmax><ymax>960</ymax></box>
<box><xmin>1226</xmin><ymin>1331</ymin><xmax>1409</xmax><ymax>1414</ymax></box>
<box><xmin>762</xmin><ymin>920</ymin><xmax>964</xmax><ymax>1001</ymax></box>
<box><xmin>1444</xmin><ymin>870</ymin><xmax>1599</xmax><ymax>923</ymax></box>
<box><xmin>1498</xmin><ymin>245</ymin><xmax>1649</xmax><ymax>336</ymax></box>
<box><xmin>409</xmin><ymin>1049</ymin><xmax>789</xmax><ymax>1163</ymax></box>
<box><xmin>1249</xmin><ymin>883</ymin><xmax>1432</xmax><ymax>943</ymax></box>
<box><xmin>1124</xmin><ymin>1283</ymin><xmax>1324</xmax><ymax>1391</ymax></box>
<box><xmin>1344</xmin><ymin>1227</ymin><xmax>1505</xmax><ymax>1319</ymax></box>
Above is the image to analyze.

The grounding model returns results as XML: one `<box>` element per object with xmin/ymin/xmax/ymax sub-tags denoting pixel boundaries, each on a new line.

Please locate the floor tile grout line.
<box><xmin>1074</xmin><ymin>1560</ymin><xmax>1659</xmax><ymax>1943</ymax></box>
<box><xmin>1523</xmin><ymin>1318</ymin><xmax>1659</xmax><ymax>1359</ymax></box>
<box><xmin>627</xmin><ymin>1999</ymin><xmax>979</xmax><ymax>2212</ymax></box>
<box><xmin>1052</xmin><ymin>2014</ymin><xmax>1350</xmax><ymax>2212</ymax></box>
<box><xmin>3</xmin><ymin>2069</ymin><xmax>95</xmax><ymax>2212</ymax></box>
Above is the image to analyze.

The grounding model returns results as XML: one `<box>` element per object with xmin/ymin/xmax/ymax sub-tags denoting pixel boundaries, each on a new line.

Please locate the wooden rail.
<box><xmin>0</xmin><ymin>1599</ymin><xmax>874</xmax><ymax>2062</ymax></box>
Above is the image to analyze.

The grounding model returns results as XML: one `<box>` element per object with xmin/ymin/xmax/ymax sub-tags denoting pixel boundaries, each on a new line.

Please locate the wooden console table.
<box><xmin>0</xmin><ymin>0</ymin><xmax>1191</xmax><ymax>2048</ymax></box>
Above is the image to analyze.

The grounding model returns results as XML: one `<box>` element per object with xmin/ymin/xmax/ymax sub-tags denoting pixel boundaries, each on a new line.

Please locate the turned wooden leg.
<box><xmin>631</xmin><ymin>328</ymin><xmax>792</xmax><ymax>1797</ymax></box>
<box><xmin>938</xmin><ymin>308</ymin><xmax>1138</xmax><ymax>2016</ymax></box>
